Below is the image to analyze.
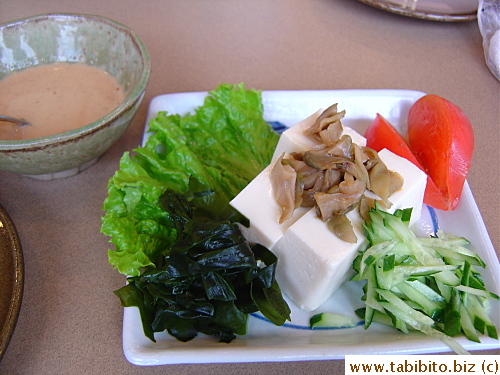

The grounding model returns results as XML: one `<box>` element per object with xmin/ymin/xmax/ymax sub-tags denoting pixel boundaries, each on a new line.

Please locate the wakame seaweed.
<box><xmin>114</xmin><ymin>183</ymin><xmax>290</xmax><ymax>342</ymax></box>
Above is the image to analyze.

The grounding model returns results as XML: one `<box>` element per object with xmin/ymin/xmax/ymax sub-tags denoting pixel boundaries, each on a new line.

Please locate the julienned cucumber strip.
<box><xmin>352</xmin><ymin>205</ymin><xmax>499</xmax><ymax>355</ymax></box>
<box><xmin>310</xmin><ymin>313</ymin><xmax>357</xmax><ymax>329</ymax></box>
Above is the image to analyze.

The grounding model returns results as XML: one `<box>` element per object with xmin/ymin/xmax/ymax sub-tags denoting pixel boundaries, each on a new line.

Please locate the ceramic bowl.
<box><xmin>0</xmin><ymin>13</ymin><xmax>150</xmax><ymax>180</ymax></box>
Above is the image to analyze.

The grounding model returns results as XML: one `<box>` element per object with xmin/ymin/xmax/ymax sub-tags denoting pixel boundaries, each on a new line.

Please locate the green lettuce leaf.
<box><xmin>102</xmin><ymin>83</ymin><xmax>279</xmax><ymax>276</ymax></box>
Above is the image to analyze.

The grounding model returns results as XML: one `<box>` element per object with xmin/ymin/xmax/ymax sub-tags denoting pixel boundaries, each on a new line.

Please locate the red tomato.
<box><xmin>408</xmin><ymin>95</ymin><xmax>474</xmax><ymax>211</ymax></box>
<box><xmin>365</xmin><ymin>113</ymin><xmax>448</xmax><ymax>210</ymax></box>
<box><xmin>365</xmin><ymin>113</ymin><xmax>421</xmax><ymax>166</ymax></box>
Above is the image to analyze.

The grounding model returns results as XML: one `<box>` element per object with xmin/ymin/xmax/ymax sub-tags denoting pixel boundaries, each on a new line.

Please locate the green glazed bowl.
<box><xmin>0</xmin><ymin>13</ymin><xmax>150</xmax><ymax>179</ymax></box>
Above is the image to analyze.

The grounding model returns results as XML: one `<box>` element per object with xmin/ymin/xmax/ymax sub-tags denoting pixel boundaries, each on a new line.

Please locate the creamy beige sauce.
<box><xmin>0</xmin><ymin>62</ymin><xmax>125</xmax><ymax>140</ymax></box>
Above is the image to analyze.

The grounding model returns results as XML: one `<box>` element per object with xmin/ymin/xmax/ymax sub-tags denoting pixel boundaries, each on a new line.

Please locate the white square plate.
<box><xmin>123</xmin><ymin>89</ymin><xmax>499</xmax><ymax>365</ymax></box>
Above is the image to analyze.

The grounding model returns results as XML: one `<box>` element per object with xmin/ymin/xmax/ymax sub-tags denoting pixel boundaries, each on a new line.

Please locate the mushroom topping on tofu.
<box><xmin>270</xmin><ymin>104</ymin><xmax>404</xmax><ymax>243</ymax></box>
<box><xmin>270</xmin><ymin>153</ymin><xmax>297</xmax><ymax>224</ymax></box>
<box><xmin>328</xmin><ymin>134</ymin><xmax>354</xmax><ymax>159</ymax></box>
<box><xmin>304</xmin><ymin>103</ymin><xmax>345</xmax><ymax>145</ymax></box>
<box><xmin>327</xmin><ymin>214</ymin><xmax>358</xmax><ymax>244</ymax></box>
<box><xmin>366</xmin><ymin>150</ymin><xmax>404</xmax><ymax>209</ymax></box>
<box><xmin>314</xmin><ymin>173</ymin><xmax>365</xmax><ymax>221</ymax></box>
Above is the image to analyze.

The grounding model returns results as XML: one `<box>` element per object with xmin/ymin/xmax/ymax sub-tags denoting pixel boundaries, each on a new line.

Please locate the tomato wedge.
<box><xmin>365</xmin><ymin>113</ymin><xmax>420</xmax><ymax>166</ymax></box>
<box><xmin>407</xmin><ymin>94</ymin><xmax>474</xmax><ymax>211</ymax></box>
<box><xmin>365</xmin><ymin>113</ymin><xmax>448</xmax><ymax>210</ymax></box>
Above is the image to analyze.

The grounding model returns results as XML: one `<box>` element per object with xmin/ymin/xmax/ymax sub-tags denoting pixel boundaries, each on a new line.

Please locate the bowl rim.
<box><xmin>0</xmin><ymin>13</ymin><xmax>151</xmax><ymax>150</ymax></box>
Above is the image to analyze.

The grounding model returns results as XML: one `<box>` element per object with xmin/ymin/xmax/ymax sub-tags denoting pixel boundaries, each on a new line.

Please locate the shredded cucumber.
<box><xmin>309</xmin><ymin>313</ymin><xmax>357</xmax><ymax>329</ymax></box>
<box><xmin>351</xmin><ymin>205</ymin><xmax>499</xmax><ymax>355</ymax></box>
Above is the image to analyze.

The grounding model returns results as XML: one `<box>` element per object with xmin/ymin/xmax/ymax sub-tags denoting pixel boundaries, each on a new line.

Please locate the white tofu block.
<box><xmin>271</xmin><ymin>209</ymin><xmax>367</xmax><ymax>312</ymax></box>
<box><xmin>377</xmin><ymin>149</ymin><xmax>427</xmax><ymax>226</ymax></box>
<box><xmin>272</xmin><ymin>110</ymin><xmax>366</xmax><ymax>161</ymax></box>
<box><xmin>269</xmin><ymin>149</ymin><xmax>427</xmax><ymax>311</ymax></box>
<box><xmin>231</xmin><ymin>111</ymin><xmax>426</xmax><ymax>312</ymax></box>
<box><xmin>229</xmin><ymin>161</ymin><xmax>309</xmax><ymax>249</ymax></box>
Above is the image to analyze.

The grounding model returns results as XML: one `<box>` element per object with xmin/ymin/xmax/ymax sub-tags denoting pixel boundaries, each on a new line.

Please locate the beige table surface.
<box><xmin>0</xmin><ymin>0</ymin><xmax>499</xmax><ymax>374</ymax></box>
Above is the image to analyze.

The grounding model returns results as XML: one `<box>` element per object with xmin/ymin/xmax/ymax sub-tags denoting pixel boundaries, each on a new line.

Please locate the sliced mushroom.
<box><xmin>361</xmin><ymin>147</ymin><xmax>380</xmax><ymax>171</ymax></box>
<box><xmin>367</xmin><ymin>161</ymin><xmax>390</xmax><ymax>203</ymax></box>
<box><xmin>388</xmin><ymin>170</ymin><xmax>404</xmax><ymax>195</ymax></box>
<box><xmin>303</xmin><ymin>148</ymin><xmax>362</xmax><ymax>176</ymax></box>
<box><xmin>322</xmin><ymin>169</ymin><xmax>342</xmax><ymax>192</ymax></box>
<box><xmin>352</xmin><ymin>143</ymin><xmax>370</xmax><ymax>189</ymax></box>
<box><xmin>314</xmin><ymin>190</ymin><xmax>362</xmax><ymax>221</ymax></box>
<box><xmin>358</xmin><ymin>195</ymin><xmax>376</xmax><ymax>222</ymax></box>
<box><xmin>327</xmin><ymin>134</ymin><xmax>353</xmax><ymax>159</ymax></box>
<box><xmin>318</xmin><ymin>114</ymin><xmax>345</xmax><ymax>146</ymax></box>
<box><xmin>303</xmin><ymin>147</ymin><xmax>339</xmax><ymax>170</ymax></box>
<box><xmin>270</xmin><ymin>153</ymin><xmax>297</xmax><ymax>224</ymax></box>
<box><xmin>270</xmin><ymin>104</ymin><xmax>405</xmax><ymax>244</ymax></box>
<box><xmin>327</xmin><ymin>215</ymin><xmax>357</xmax><ymax>244</ymax></box>
<box><xmin>304</xmin><ymin>104</ymin><xmax>345</xmax><ymax>143</ymax></box>
<box><xmin>301</xmin><ymin>172</ymin><xmax>325</xmax><ymax>207</ymax></box>
<box><xmin>339</xmin><ymin>172</ymin><xmax>366</xmax><ymax>196</ymax></box>
<box><xmin>288</xmin><ymin>151</ymin><xmax>304</xmax><ymax>161</ymax></box>
<box><xmin>281</xmin><ymin>157</ymin><xmax>307</xmax><ymax>172</ymax></box>
<box><xmin>294</xmin><ymin>174</ymin><xmax>305</xmax><ymax>208</ymax></box>
<box><xmin>367</xmin><ymin>159</ymin><xmax>404</xmax><ymax>209</ymax></box>
<box><xmin>301</xmin><ymin>169</ymin><xmax>324</xmax><ymax>190</ymax></box>
<box><xmin>305</xmin><ymin>104</ymin><xmax>337</xmax><ymax>136</ymax></box>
